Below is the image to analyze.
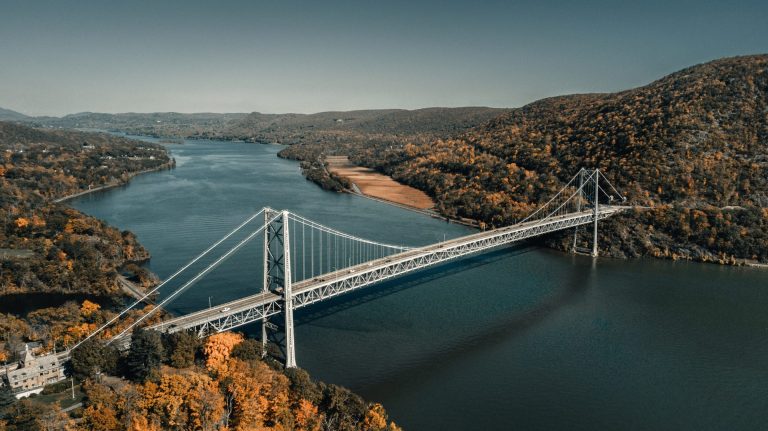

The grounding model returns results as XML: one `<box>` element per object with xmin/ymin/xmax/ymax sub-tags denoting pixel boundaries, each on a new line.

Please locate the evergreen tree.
<box><xmin>0</xmin><ymin>384</ymin><xmax>15</xmax><ymax>410</ymax></box>
<box><xmin>230</xmin><ymin>338</ymin><xmax>263</xmax><ymax>362</ymax></box>
<box><xmin>69</xmin><ymin>338</ymin><xmax>119</xmax><ymax>379</ymax></box>
<box><xmin>125</xmin><ymin>327</ymin><xmax>164</xmax><ymax>382</ymax></box>
<box><xmin>163</xmin><ymin>331</ymin><xmax>200</xmax><ymax>369</ymax></box>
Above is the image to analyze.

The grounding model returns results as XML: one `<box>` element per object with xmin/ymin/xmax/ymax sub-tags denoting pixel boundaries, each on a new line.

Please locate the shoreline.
<box><xmin>325</xmin><ymin>155</ymin><xmax>480</xmax><ymax>228</ymax></box>
<box><xmin>345</xmin><ymin>188</ymin><xmax>480</xmax><ymax>228</ymax></box>
<box><xmin>53</xmin><ymin>162</ymin><xmax>174</xmax><ymax>203</ymax></box>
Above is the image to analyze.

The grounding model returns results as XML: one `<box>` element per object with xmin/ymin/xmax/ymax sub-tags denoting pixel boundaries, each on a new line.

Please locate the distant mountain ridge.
<box><xmin>2</xmin><ymin>106</ymin><xmax>507</xmax><ymax>143</ymax></box>
<box><xmin>0</xmin><ymin>107</ymin><xmax>28</xmax><ymax>121</ymax></box>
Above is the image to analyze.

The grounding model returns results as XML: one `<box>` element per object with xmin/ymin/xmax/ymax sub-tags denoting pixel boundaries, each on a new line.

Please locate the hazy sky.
<box><xmin>1</xmin><ymin>0</ymin><xmax>766</xmax><ymax>116</ymax></box>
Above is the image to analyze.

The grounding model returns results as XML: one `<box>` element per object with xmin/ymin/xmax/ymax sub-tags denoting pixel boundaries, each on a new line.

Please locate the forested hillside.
<box><xmin>0</xmin><ymin>122</ymin><xmax>173</xmax><ymax>361</ymax></box>
<box><xmin>23</xmin><ymin>112</ymin><xmax>247</xmax><ymax>139</ymax></box>
<box><xmin>350</xmin><ymin>55</ymin><xmax>768</xmax><ymax>264</ymax></box>
<box><xmin>273</xmin><ymin>108</ymin><xmax>507</xmax><ymax>190</ymax></box>
<box><xmin>2</xmin><ymin>331</ymin><xmax>401</xmax><ymax>431</ymax></box>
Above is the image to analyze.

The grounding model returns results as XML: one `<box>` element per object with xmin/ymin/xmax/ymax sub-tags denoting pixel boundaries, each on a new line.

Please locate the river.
<box><xmin>71</xmin><ymin>138</ymin><xmax>768</xmax><ymax>431</ymax></box>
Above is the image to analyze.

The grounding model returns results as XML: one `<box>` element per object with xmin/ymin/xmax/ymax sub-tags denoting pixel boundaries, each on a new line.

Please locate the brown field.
<box><xmin>326</xmin><ymin>156</ymin><xmax>435</xmax><ymax>210</ymax></box>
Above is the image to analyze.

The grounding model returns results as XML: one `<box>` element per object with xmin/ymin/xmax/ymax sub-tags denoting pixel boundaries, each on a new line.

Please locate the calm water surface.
<box><xmin>72</xmin><ymin>139</ymin><xmax>768</xmax><ymax>431</ymax></box>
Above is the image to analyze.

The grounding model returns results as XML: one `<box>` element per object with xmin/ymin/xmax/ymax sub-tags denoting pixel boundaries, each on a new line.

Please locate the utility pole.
<box><xmin>70</xmin><ymin>376</ymin><xmax>75</xmax><ymax>400</ymax></box>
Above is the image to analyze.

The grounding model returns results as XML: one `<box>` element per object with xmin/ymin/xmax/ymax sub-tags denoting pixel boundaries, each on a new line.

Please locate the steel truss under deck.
<box><xmin>149</xmin><ymin>206</ymin><xmax>624</xmax><ymax>344</ymax></box>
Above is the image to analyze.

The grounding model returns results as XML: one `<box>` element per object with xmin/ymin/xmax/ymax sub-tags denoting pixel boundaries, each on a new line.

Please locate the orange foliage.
<box><xmin>127</xmin><ymin>416</ymin><xmax>162</xmax><ymax>431</ymax></box>
<box><xmin>362</xmin><ymin>403</ymin><xmax>388</xmax><ymax>431</ymax></box>
<box><xmin>138</xmin><ymin>369</ymin><xmax>225</xmax><ymax>430</ymax></box>
<box><xmin>221</xmin><ymin>358</ymin><xmax>291</xmax><ymax>430</ymax></box>
<box><xmin>30</xmin><ymin>214</ymin><xmax>46</xmax><ymax>228</ymax></box>
<box><xmin>294</xmin><ymin>399</ymin><xmax>323</xmax><ymax>431</ymax></box>
<box><xmin>66</xmin><ymin>322</ymin><xmax>97</xmax><ymax>343</ymax></box>
<box><xmin>14</xmin><ymin>217</ymin><xmax>28</xmax><ymax>229</ymax></box>
<box><xmin>80</xmin><ymin>300</ymin><xmax>101</xmax><ymax>317</ymax></box>
<box><xmin>82</xmin><ymin>405</ymin><xmax>120</xmax><ymax>431</ymax></box>
<box><xmin>203</xmin><ymin>332</ymin><xmax>244</xmax><ymax>374</ymax></box>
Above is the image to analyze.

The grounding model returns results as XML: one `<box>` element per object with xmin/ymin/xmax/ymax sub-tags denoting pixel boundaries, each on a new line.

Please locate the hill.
<box><xmin>349</xmin><ymin>55</ymin><xmax>768</xmax><ymax>264</ymax></box>
<box><xmin>226</xmin><ymin>107</ymin><xmax>506</xmax><ymax>143</ymax></box>
<box><xmin>272</xmin><ymin>107</ymin><xmax>507</xmax><ymax>189</ymax></box>
<box><xmin>0</xmin><ymin>108</ymin><xmax>28</xmax><ymax>122</ymax></box>
<box><xmin>23</xmin><ymin>111</ymin><xmax>248</xmax><ymax>138</ymax></box>
<box><xmin>0</xmin><ymin>122</ymin><xmax>175</xmax><ymax>360</ymax></box>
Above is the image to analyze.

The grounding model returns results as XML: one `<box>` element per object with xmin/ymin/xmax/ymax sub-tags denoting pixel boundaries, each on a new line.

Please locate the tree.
<box><xmin>361</xmin><ymin>403</ymin><xmax>387</xmax><ymax>431</ymax></box>
<box><xmin>284</xmin><ymin>367</ymin><xmax>321</xmax><ymax>405</ymax></box>
<box><xmin>294</xmin><ymin>399</ymin><xmax>323</xmax><ymax>431</ymax></box>
<box><xmin>69</xmin><ymin>338</ymin><xmax>119</xmax><ymax>379</ymax></box>
<box><xmin>3</xmin><ymin>399</ymin><xmax>51</xmax><ymax>431</ymax></box>
<box><xmin>0</xmin><ymin>385</ymin><xmax>15</xmax><ymax>410</ymax></box>
<box><xmin>163</xmin><ymin>331</ymin><xmax>201</xmax><ymax>369</ymax></box>
<box><xmin>230</xmin><ymin>338</ymin><xmax>263</xmax><ymax>362</ymax></box>
<box><xmin>139</xmin><ymin>370</ymin><xmax>225</xmax><ymax>431</ymax></box>
<box><xmin>202</xmin><ymin>332</ymin><xmax>243</xmax><ymax>375</ymax></box>
<box><xmin>125</xmin><ymin>328</ymin><xmax>164</xmax><ymax>382</ymax></box>
<box><xmin>319</xmin><ymin>384</ymin><xmax>366</xmax><ymax>431</ymax></box>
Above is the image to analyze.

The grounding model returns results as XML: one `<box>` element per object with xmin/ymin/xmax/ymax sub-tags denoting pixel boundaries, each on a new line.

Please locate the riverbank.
<box><xmin>326</xmin><ymin>156</ymin><xmax>479</xmax><ymax>227</ymax></box>
<box><xmin>53</xmin><ymin>161</ymin><xmax>175</xmax><ymax>203</ymax></box>
<box><xmin>326</xmin><ymin>156</ymin><xmax>435</xmax><ymax>210</ymax></box>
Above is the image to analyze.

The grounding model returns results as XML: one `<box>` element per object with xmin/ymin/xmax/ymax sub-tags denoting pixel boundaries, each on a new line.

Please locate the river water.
<box><xmin>72</xmin><ymin>138</ymin><xmax>768</xmax><ymax>431</ymax></box>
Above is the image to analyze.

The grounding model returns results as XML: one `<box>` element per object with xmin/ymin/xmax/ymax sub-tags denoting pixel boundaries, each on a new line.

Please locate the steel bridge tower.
<box><xmin>570</xmin><ymin>168</ymin><xmax>602</xmax><ymax>257</ymax></box>
<box><xmin>262</xmin><ymin>208</ymin><xmax>296</xmax><ymax>367</ymax></box>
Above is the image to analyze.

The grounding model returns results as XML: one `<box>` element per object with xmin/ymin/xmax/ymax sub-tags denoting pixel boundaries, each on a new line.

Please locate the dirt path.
<box><xmin>326</xmin><ymin>156</ymin><xmax>435</xmax><ymax>210</ymax></box>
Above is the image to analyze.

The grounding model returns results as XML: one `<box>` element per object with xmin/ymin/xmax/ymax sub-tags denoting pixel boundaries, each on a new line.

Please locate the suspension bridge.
<box><xmin>74</xmin><ymin>168</ymin><xmax>629</xmax><ymax>368</ymax></box>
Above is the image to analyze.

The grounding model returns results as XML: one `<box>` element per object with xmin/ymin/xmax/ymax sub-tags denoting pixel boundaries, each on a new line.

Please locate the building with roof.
<box><xmin>2</xmin><ymin>344</ymin><xmax>66</xmax><ymax>398</ymax></box>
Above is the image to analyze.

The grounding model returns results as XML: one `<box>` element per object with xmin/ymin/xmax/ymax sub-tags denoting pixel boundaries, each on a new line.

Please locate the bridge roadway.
<box><xmin>148</xmin><ymin>205</ymin><xmax>628</xmax><ymax>337</ymax></box>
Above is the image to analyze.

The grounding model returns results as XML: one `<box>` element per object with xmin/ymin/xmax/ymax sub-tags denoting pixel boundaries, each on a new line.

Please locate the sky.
<box><xmin>0</xmin><ymin>0</ymin><xmax>766</xmax><ymax>116</ymax></box>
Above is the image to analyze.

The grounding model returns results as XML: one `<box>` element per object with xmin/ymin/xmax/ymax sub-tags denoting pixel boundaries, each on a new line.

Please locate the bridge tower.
<box><xmin>570</xmin><ymin>168</ymin><xmax>601</xmax><ymax>257</ymax></box>
<box><xmin>592</xmin><ymin>169</ymin><xmax>600</xmax><ymax>257</ymax></box>
<box><xmin>262</xmin><ymin>208</ymin><xmax>297</xmax><ymax>368</ymax></box>
<box><xmin>572</xmin><ymin>168</ymin><xmax>586</xmax><ymax>253</ymax></box>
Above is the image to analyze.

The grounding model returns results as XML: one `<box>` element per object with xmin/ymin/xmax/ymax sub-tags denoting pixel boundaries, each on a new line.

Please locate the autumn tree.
<box><xmin>202</xmin><ymin>332</ymin><xmax>243</xmax><ymax>375</ymax></box>
<box><xmin>138</xmin><ymin>369</ymin><xmax>225</xmax><ymax>431</ymax></box>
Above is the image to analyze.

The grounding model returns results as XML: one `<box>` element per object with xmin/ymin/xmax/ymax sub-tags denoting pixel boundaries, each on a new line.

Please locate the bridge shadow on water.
<box><xmin>359</xmin><ymin>262</ymin><xmax>594</xmax><ymax>395</ymax></box>
<box><xmin>254</xmin><ymin>244</ymin><xmax>597</xmax><ymax>386</ymax></box>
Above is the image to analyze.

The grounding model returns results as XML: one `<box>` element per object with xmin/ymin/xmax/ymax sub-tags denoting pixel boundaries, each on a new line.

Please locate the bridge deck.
<box><xmin>149</xmin><ymin>205</ymin><xmax>627</xmax><ymax>336</ymax></box>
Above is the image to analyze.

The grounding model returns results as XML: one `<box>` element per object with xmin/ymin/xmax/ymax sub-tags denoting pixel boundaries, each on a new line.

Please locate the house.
<box><xmin>2</xmin><ymin>344</ymin><xmax>66</xmax><ymax>398</ymax></box>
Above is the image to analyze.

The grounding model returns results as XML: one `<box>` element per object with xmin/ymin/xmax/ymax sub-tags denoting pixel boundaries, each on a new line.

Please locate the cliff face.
<box><xmin>353</xmin><ymin>55</ymin><xmax>768</xmax><ymax>263</ymax></box>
